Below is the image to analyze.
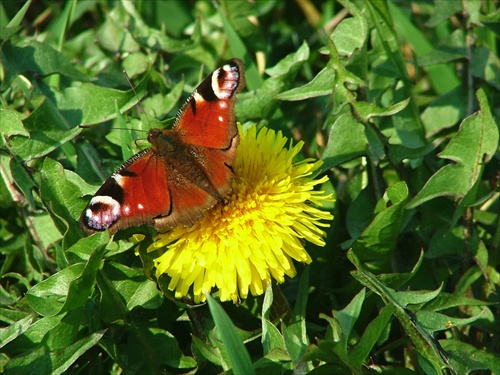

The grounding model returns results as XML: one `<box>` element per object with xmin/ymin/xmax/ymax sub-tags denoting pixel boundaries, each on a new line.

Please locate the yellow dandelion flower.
<box><xmin>148</xmin><ymin>125</ymin><xmax>334</xmax><ymax>303</ymax></box>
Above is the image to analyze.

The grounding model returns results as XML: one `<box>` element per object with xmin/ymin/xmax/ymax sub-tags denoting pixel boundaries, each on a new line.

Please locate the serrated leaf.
<box><xmin>42</xmin><ymin>309</ymin><xmax>83</xmax><ymax>350</ymax></box>
<box><xmin>330</xmin><ymin>8</ymin><xmax>367</xmax><ymax>58</ymax></box>
<box><xmin>471</xmin><ymin>46</ymin><xmax>500</xmax><ymax>90</ymax></box>
<box><xmin>394</xmin><ymin>285</ymin><xmax>443</xmax><ymax>307</ymax></box>
<box><xmin>407</xmin><ymin>88</ymin><xmax>498</xmax><ymax>208</ymax></box>
<box><xmin>9</xmin><ymin>156</ymin><xmax>36</xmax><ymax>209</ymax></box>
<box><xmin>421</xmin><ymin>86</ymin><xmax>468</xmax><ymax>136</ymax></box>
<box><xmin>120</xmin><ymin>0</ymin><xmax>193</xmax><ymax>53</ymax></box>
<box><xmin>425</xmin><ymin>0</ymin><xmax>463</xmax><ymax>27</ymax></box>
<box><xmin>5</xmin><ymin>0</ymin><xmax>32</xmax><ymax>29</ymax></box>
<box><xmin>253</xmin><ymin>348</ymin><xmax>292</xmax><ymax>373</ymax></box>
<box><xmin>2</xmin><ymin>315</ymin><xmax>63</xmax><ymax>352</ymax></box>
<box><xmin>348</xmin><ymin>250</ymin><xmax>452</xmax><ymax>374</ymax></box>
<box><xmin>0</xmin><ymin>109</ymin><xmax>29</xmax><ymax>143</ymax></box>
<box><xmin>219</xmin><ymin>9</ymin><xmax>261</xmax><ymax>91</ymax></box>
<box><xmin>142</xmin><ymin>78</ymin><xmax>184</xmax><ymax>120</ymax></box>
<box><xmin>416</xmin><ymin>309</ymin><xmax>486</xmax><ymax>333</ymax></box>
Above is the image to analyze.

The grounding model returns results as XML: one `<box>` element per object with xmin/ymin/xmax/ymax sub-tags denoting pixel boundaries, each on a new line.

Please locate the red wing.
<box><xmin>151</xmin><ymin>134</ymin><xmax>240</xmax><ymax>230</ymax></box>
<box><xmin>118</xmin><ymin>152</ymin><xmax>172</xmax><ymax>223</ymax></box>
<box><xmin>80</xmin><ymin>147</ymin><xmax>229</xmax><ymax>234</ymax></box>
<box><xmin>152</xmin><ymin>172</ymin><xmax>219</xmax><ymax>230</ymax></box>
<box><xmin>174</xmin><ymin>58</ymin><xmax>245</xmax><ymax>149</ymax></box>
<box><xmin>80</xmin><ymin>150</ymin><xmax>173</xmax><ymax>234</ymax></box>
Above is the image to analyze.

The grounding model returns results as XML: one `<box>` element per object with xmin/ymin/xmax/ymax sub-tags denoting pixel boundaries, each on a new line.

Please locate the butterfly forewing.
<box><xmin>175</xmin><ymin>58</ymin><xmax>244</xmax><ymax>149</ymax></box>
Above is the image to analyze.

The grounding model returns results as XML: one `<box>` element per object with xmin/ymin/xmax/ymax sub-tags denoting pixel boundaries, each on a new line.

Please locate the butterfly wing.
<box><xmin>80</xmin><ymin>150</ymin><xmax>172</xmax><ymax>234</ymax></box>
<box><xmin>174</xmin><ymin>58</ymin><xmax>245</xmax><ymax>149</ymax></box>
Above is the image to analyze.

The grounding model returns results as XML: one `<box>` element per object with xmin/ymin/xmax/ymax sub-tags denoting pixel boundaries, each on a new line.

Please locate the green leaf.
<box><xmin>26</xmin><ymin>238</ymin><xmax>105</xmax><ymax>316</ymax></box>
<box><xmin>7</xmin><ymin>99</ymin><xmax>81</xmax><ymax>161</ymax></box>
<box><xmin>330</xmin><ymin>3</ymin><xmax>367</xmax><ymax>57</ymax></box>
<box><xmin>348</xmin><ymin>250</ymin><xmax>452</xmax><ymax>374</ymax></box>
<box><xmin>407</xmin><ymin>88</ymin><xmax>498</xmax><ymax>208</ymax></box>
<box><xmin>0</xmin><ymin>315</ymin><xmax>33</xmax><ymax>349</ymax></box>
<box><xmin>122</xmin><ymin>51</ymin><xmax>149</xmax><ymax>78</ymax></box>
<box><xmin>471</xmin><ymin>46</ymin><xmax>500</xmax><ymax>90</ymax></box>
<box><xmin>38</xmin><ymin>158</ymin><xmax>89</xmax><ymax>245</ymax></box>
<box><xmin>52</xmin><ymin>78</ymin><xmax>146</xmax><ymax>126</ymax></box>
<box><xmin>283</xmin><ymin>267</ymin><xmax>310</xmax><ymax>364</ymax></box>
<box><xmin>351</xmin><ymin>181</ymin><xmax>409</xmax><ymax>271</ymax></box>
<box><xmin>41</xmin><ymin>309</ymin><xmax>83</xmax><ymax>350</ymax></box>
<box><xmin>368</xmin><ymin>1</ymin><xmax>426</xmax><ymax>148</ymax></box>
<box><xmin>276</xmin><ymin>67</ymin><xmax>336</xmax><ymax>101</ymax></box>
<box><xmin>425</xmin><ymin>0</ymin><xmax>463</xmax><ymax>27</ymax></box>
<box><xmin>261</xmin><ymin>284</ymin><xmax>285</xmax><ymax>355</ymax></box>
<box><xmin>0</xmin><ymin>108</ymin><xmax>29</xmax><ymax>142</ymax></box>
<box><xmin>5</xmin><ymin>0</ymin><xmax>31</xmax><ymax>29</ymax></box>
<box><xmin>192</xmin><ymin>335</ymin><xmax>223</xmax><ymax>367</ymax></box>
<box><xmin>142</xmin><ymin>78</ymin><xmax>184</xmax><ymax>120</ymax></box>
<box><xmin>9</xmin><ymin>156</ymin><xmax>37</xmax><ymax>210</ymax></box>
<box><xmin>126</xmin><ymin>321</ymin><xmax>197</xmax><ymax>372</ymax></box>
<box><xmin>100</xmin><ymin>262</ymin><xmax>163</xmax><ymax>314</ymax></box>
<box><xmin>0</xmin><ymin>39</ymin><xmax>90</xmax><ymax>90</ymax></box>
<box><xmin>416</xmin><ymin>309</ymin><xmax>486</xmax><ymax>333</ymax></box>
<box><xmin>1</xmin><ymin>315</ymin><xmax>63</xmax><ymax>353</ymax></box>
<box><xmin>355</xmin><ymin>98</ymin><xmax>409</xmax><ymax>122</ymax></box>
<box><xmin>421</xmin><ymin>86</ymin><xmax>468</xmax><ymax>136</ymax></box>
<box><xmin>253</xmin><ymin>348</ymin><xmax>292</xmax><ymax>373</ymax></box>
<box><xmin>237</xmin><ymin>42</ymin><xmax>309</xmax><ymax>120</ymax></box>
<box><xmin>440</xmin><ymin>339</ymin><xmax>500</xmax><ymax>374</ymax></box>
<box><xmin>206</xmin><ymin>294</ymin><xmax>255</xmax><ymax>375</ymax></box>
<box><xmin>388</xmin><ymin>1</ymin><xmax>460</xmax><ymax>94</ymax></box>
<box><xmin>120</xmin><ymin>0</ymin><xmax>192</xmax><ymax>53</ymax></box>
<box><xmin>322</xmin><ymin>112</ymin><xmax>366</xmax><ymax>168</ymax></box>
<box><xmin>320</xmin><ymin>288</ymin><xmax>365</xmax><ymax>369</ymax></box>
<box><xmin>348</xmin><ymin>304</ymin><xmax>395</xmax><ymax>368</ymax></box>
<box><xmin>3</xmin><ymin>330</ymin><xmax>105</xmax><ymax>375</ymax></box>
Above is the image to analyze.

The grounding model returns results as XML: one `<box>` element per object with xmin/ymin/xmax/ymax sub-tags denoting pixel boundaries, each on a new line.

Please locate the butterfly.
<box><xmin>80</xmin><ymin>59</ymin><xmax>245</xmax><ymax>234</ymax></box>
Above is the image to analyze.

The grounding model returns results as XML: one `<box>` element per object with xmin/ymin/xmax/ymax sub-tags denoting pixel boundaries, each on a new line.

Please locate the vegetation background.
<box><xmin>1</xmin><ymin>0</ymin><xmax>499</xmax><ymax>374</ymax></box>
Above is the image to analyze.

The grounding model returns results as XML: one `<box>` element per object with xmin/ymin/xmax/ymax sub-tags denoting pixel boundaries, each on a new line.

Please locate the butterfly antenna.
<box><xmin>123</xmin><ymin>70</ymin><xmax>152</xmax><ymax>126</ymax></box>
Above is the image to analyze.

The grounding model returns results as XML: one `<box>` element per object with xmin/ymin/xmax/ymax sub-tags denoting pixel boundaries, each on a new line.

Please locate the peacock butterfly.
<box><xmin>80</xmin><ymin>59</ymin><xmax>245</xmax><ymax>234</ymax></box>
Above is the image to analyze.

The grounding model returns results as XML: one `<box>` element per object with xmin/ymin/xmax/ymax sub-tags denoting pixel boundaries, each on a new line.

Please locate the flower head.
<box><xmin>149</xmin><ymin>125</ymin><xmax>333</xmax><ymax>303</ymax></box>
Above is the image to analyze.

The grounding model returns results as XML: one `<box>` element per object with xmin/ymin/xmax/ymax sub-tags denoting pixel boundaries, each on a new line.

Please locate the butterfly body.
<box><xmin>80</xmin><ymin>59</ymin><xmax>245</xmax><ymax>234</ymax></box>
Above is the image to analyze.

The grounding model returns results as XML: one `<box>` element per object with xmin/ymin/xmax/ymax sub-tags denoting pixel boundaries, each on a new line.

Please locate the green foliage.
<box><xmin>1</xmin><ymin>0</ymin><xmax>499</xmax><ymax>374</ymax></box>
